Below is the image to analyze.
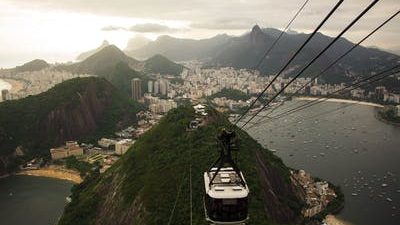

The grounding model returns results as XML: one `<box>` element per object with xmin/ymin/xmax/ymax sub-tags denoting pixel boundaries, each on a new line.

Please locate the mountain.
<box><xmin>144</xmin><ymin>54</ymin><xmax>184</xmax><ymax>76</ymax></box>
<box><xmin>0</xmin><ymin>77</ymin><xmax>141</xmax><ymax>175</ymax></box>
<box><xmin>60</xmin><ymin>46</ymin><xmax>184</xmax><ymax>95</ymax></box>
<box><xmin>58</xmin><ymin>106</ymin><xmax>306</xmax><ymax>225</ymax></box>
<box><xmin>15</xmin><ymin>59</ymin><xmax>49</xmax><ymax>72</ymax></box>
<box><xmin>130</xmin><ymin>25</ymin><xmax>400</xmax><ymax>83</ymax></box>
<box><xmin>125</xmin><ymin>35</ymin><xmax>151</xmax><ymax>53</ymax></box>
<box><xmin>64</xmin><ymin>45</ymin><xmax>140</xmax><ymax>76</ymax></box>
<box><xmin>76</xmin><ymin>40</ymin><xmax>110</xmax><ymax>61</ymax></box>
<box><xmin>57</xmin><ymin>45</ymin><xmax>150</xmax><ymax>96</ymax></box>
<box><xmin>128</xmin><ymin>34</ymin><xmax>232</xmax><ymax>61</ymax></box>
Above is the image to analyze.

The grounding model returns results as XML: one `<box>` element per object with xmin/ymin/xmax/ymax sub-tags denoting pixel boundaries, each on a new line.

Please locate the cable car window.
<box><xmin>222</xmin><ymin>199</ymin><xmax>237</xmax><ymax>205</ymax></box>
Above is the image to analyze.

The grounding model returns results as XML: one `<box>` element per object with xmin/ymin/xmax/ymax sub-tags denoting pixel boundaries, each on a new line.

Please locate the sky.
<box><xmin>0</xmin><ymin>0</ymin><xmax>399</xmax><ymax>68</ymax></box>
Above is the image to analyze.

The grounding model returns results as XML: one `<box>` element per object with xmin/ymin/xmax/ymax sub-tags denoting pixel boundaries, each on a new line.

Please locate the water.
<box><xmin>0</xmin><ymin>175</ymin><xmax>73</xmax><ymax>225</ymax></box>
<box><xmin>246</xmin><ymin>100</ymin><xmax>400</xmax><ymax>225</ymax></box>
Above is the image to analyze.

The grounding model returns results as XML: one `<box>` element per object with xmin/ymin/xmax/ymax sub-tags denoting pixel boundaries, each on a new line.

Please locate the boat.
<box><xmin>66</xmin><ymin>196</ymin><xmax>72</xmax><ymax>203</ymax></box>
<box><xmin>351</xmin><ymin>193</ymin><xmax>358</xmax><ymax>196</ymax></box>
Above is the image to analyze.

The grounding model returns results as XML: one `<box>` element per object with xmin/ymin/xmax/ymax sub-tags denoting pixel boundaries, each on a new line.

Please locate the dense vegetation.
<box><xmin>378</xmin><ymin>106</ymin><xmax>400</xmax><ymax>123</ymax></box>
<box><xmin>99</xmin><ymin>62</ymin><xmax>150</xmax><ymax>97</ymax></box>
<box><xmin>0</xmin><ymin>77</ymin><xmax>141</xmax><ymax>173</ymax></box>
<box><xmin>209</xmin><ymin>88</ymin><xmax>250</xmax><ymax>101</ymax></box>
<box><xmin>144</xmin><ymin>54</ymin><xmax>184</xmax><ymax>76</ymax></box>
<box><xmin>65</xmin><ymin>156</ymin><xmax>93</xmax><ymax>177</ymax></box>
<box><xmin>58</xmin><ymin>106</ymin><xmax>304</xmax><ymax>225</ymax></box>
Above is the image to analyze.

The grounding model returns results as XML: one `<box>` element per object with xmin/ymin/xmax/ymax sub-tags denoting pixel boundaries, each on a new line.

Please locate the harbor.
<box><xmin>248</xmin><ymin>100</ymin><xmax>400</xmax><ymax>225</ymax></box>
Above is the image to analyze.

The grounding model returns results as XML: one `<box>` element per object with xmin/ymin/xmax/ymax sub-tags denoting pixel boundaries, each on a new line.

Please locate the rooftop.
<box><xmin>204</xmin><ymin>167</ymin><xmax>249</xmax><ymax>199</ymax></box>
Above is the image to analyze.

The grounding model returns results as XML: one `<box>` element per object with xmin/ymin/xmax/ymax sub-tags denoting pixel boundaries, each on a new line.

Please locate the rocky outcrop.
<box><xmin>256</xmin><ymin>150</ymin><xmax>305</xmax><ymax>223</ymax></box>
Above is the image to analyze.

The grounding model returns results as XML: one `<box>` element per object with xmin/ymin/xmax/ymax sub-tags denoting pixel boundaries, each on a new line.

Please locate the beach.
<box><xmin>295</xmin><ymin>96</ymin><xmax>384</xmax><ymax>108</ymax></box>
<box><xmin>17</xmin><ymin>167</ymin><xmax>82</xmax><ymax>184</ymax></box>
<box><xmin>325</xmin><ymin>215</ymin><xmax>355</xmax><ymax>225</ymax></box>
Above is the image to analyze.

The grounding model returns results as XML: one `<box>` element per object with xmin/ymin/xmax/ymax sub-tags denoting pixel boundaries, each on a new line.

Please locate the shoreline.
<box><xmin>374</xmin><ymin>108</ymin><xmax>400</xmax><ymax>127</ymax></box>
<box><xmin>324</xmin><ymin>215</ymin><xmax>355</xmax><ymax>225</ymax></box>
<box><xmin>295</xmin><ymin>96</ymin><xmax>384</xmax><ymax>108</ymax></box>
<box><xmin>16</xmin><ymin>167</ymin><xmax>82</xmax><ymax>184</ymax></box>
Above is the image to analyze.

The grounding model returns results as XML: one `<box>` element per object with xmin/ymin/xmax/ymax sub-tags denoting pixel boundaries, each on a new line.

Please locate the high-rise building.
<box><xmin>375</xmin><ymin>86</ymin><xmax>386</xmax><ymax>101</ymax></box>
<box><xmin>154</xmin><ymin>80</ymin><xmax>160</xmax><ymax>94</ymax></box>
<box><xmin>147</xmin><ymin>80</ymin><xmax>153</xmax><ymax>93</ymax></box>
<box><xmin>159</xmin><ymin>79</ymin><xmax>169</xmax><ymax>96</ymax></box>
<box><xmin>131</xmin><ymin>78</ymin><xmax>142</xmax><ymax>101</ymax></box>
<box><xmin>159</xmin><ymin>80</ymin><xmax>167</xmax><ymax>96</ymax></box>
<box><xmin>1</xmin><ymin>89</ymin><xmax>9</xmax><ymax>101</ymax></box>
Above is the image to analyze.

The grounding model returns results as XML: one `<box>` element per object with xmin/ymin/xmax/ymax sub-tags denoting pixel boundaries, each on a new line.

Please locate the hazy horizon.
<box><xmin>0</xmin><ymin>0</ymin><xmax>399</xmax><ymax>68</ymax></box>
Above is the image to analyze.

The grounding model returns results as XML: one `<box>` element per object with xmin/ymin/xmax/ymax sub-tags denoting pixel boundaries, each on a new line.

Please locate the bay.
<box><xmin>0</xmin><ymin>175</ymin><xmax>73</xmax><ymax>225</ymax></box>
<box><xmin>246</xmin><ymin>100</ymin><xmax>400</xmax><ymax>225</ymax></box>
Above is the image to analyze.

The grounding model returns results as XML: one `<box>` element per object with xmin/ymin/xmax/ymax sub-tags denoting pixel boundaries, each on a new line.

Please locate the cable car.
<box><xmin>204</xmin><ymin>129</ymin><xmax>249</xmax><ymax>225</ymax></box>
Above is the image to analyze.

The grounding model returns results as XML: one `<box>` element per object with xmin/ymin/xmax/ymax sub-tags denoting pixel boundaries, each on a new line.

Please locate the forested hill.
<box><xmin>58</xmin><ymin>106</ymin><xmax>306</xmax><ymax>225</ymax></box>
<box><xmin>0</xmin><ymin>77</ymin><xmax>141</xmax><ymax>175</ymax></box>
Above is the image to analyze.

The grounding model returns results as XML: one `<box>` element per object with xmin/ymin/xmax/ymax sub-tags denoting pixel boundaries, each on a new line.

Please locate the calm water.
<box><xmin>245</xmin><ymin>100</ymin><xmax>400</xmax><ymax>225</ymax></box>
<box><xmin>0</xmin><ymin>175</ymin><xmax>73</xmax><ymax>225</ymax></box>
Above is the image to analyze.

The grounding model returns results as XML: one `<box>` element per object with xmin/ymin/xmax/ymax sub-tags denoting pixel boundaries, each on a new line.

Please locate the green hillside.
<box><xmin>144</xmin><ymin>54</ymin><xmax>184</xmax><ymax>76</ymax></box>
<box><xmin>209</xmin><ymin>88</ymin><xmax>251</xmax><ymax>101</ymax></box>
<box><xmin>0</xmin><ymin>77</ymin><xmax>142</xmax><ymax>174</ymax></box>
<box><xmin>105</xmin><ymin>62</ymin><xmax>150</xmax><ymax>97</ymax></box>
<box><xmin>58</xmin><ymin>106</ymin><xmax>304</xmax><ymax>225</ymax></box>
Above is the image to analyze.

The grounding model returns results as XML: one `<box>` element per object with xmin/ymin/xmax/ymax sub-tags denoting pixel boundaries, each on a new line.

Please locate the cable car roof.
<box><xmin>204</xmin><ymin>167</ymin><xmax>249</xmax><ymax>199</ymax></box>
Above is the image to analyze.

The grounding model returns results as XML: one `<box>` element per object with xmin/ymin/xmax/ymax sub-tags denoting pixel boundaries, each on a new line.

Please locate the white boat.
<box><xmin>66</xmin><ymin>196</ymin><xmax>72</xmax><ymax>203</ymax></box>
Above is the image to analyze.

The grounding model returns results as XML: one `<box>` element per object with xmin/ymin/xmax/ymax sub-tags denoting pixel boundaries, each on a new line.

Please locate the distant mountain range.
<box><xmin>0</xmin><ymin>77</ymin><xmax>140</xmax><ymax>175</ymax></box>
<box><xmin>129</xmin><ymin>25</ymin><xmax>400</xmax><ymax>84</ymax></box>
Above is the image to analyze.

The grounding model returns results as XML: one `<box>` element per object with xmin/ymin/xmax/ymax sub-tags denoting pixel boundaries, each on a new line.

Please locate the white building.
<box><xmin>115</xmin><ymin>139</ymin><xmax>135</xmax><ymax>155</ymax></box>
<box><xmin>148</xmin><ymin>80</ymin><xmax>153</xmax><ymax>93</ymax></box>
<box><xmin>98</xmin><ymin>138</ymin><xmax>116</xmax><ymax>149</ymax></box>
<box><xmin>154</xmin><ymin>80</ymin><xmax>160</xmax><ymax>94</ymax></box>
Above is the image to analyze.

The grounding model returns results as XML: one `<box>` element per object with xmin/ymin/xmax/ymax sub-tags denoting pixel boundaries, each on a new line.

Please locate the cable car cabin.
<box><xmin>204</xmin><ymin>167</ymin><xmax>249</xmax><ymax>225</ymax></box>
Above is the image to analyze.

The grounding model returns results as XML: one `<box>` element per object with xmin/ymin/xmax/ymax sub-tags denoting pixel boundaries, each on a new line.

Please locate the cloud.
<box><xmin>191</xmin><ymin>18</ymin><xmax>256</xmax><ymax>30</ymax></box>
<box><xmin>101</xmin><ymin>25</ymin><xmax>126</xmax><ymax>31</ymax></box>
<box><xmin>3</xmin><ymin>0</ymin><xmax>400</xmax><ymax>50</ymax></box>
<box><xmin>129</xmin><ymin>23</ymin><xmax>180</xmax><ymax>33</ymax></box>
<box><xmin>101</xmin><ymin>23</ymin><xmax>184</xmax><ymax>33</ymax></box>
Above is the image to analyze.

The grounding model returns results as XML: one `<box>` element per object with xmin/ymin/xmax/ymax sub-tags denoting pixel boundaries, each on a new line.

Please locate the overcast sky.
<box><xmin>0</xmin><ymin>0</ymin><xmax>399</xmax><ymax>68</ymax></box>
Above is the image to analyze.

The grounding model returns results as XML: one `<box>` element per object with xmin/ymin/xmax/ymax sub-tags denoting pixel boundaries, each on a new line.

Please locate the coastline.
<box><xmin>324</xmin><ymin>215</ymin><xmax>355</xmax><ymax>225</ymax></box>
<box><xmin>16</xmin><ymin>167</ymin><xmax>82</xmax><ymax>184</ymax></box>
<box><xmin>295</xmin><ymin>96</ymin><xmax>384</xmax><ymax>108</ymax></box>
<box><xmin>374</xmin><ymin>108</ymin><xmax>400</xmax><ymax>127</ymax></box>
